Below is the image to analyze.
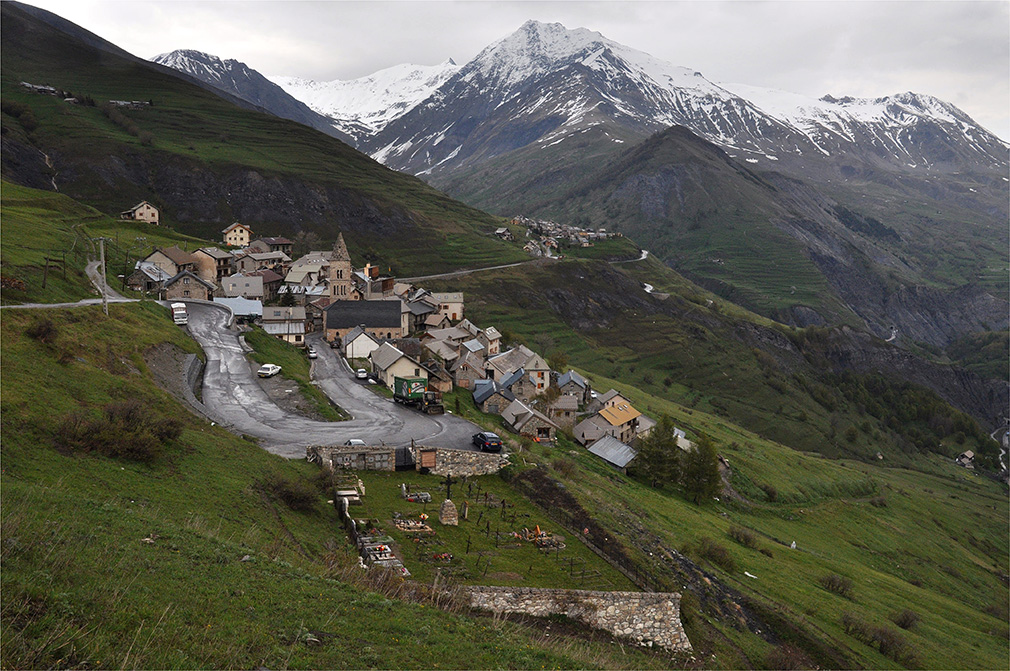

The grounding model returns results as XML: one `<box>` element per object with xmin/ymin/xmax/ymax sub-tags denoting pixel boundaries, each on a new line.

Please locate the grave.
<box><xmin>439</xmin><ymin>499</ymin><xmax>459</xmax><ymax>526</ymax></box>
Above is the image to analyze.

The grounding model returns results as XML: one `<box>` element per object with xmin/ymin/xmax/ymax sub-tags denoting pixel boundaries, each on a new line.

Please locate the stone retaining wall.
<box><xmin>466</xmin><ymin>586</ymin><xmax>691</xmax><ymax>652</ymax></box>
<box><xmin>416</xmin><ymin>447</ymin><xmax>509</xmax><ymax>476</ymax></box>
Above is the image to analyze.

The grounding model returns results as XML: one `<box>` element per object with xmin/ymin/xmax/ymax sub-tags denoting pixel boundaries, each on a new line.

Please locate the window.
<box><xmin>183</xmin><ymin>277</ymin><xmax>190</xmax><ymax>284</ymax></box>
<box><xmin>414</xmin><ymin>368</ymin><xmax>420</xmax><ymax>376</ymax></box>
<box><xmin>295</xmin><ymin>335</ymin><xmax>302</xmax><ymax>342</ymax></box>
<box><xmin>183</xmin><ymin>290</ymin><xmax>190</xmax><ymax>297</ymax></box>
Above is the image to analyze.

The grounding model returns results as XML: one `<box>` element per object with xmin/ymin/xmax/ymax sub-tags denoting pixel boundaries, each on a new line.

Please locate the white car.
<box><xmin>257</xmin><ymin>363</ymin><xmax>281</xmax><ymax>378</ymax></box>
<box><xmin>344</xmin><ymin>439</ymin><xmax>366</xmax><ymax>446</ymax></box>
<box><xmin>355</xmin><ymin>368</ymin><xmax>368</xmax><ymax>380</ymax></box>
<box><xmin>306</xmin><ymin>346</ymin><xmax>318</xmax><ymax>359</ymax></box>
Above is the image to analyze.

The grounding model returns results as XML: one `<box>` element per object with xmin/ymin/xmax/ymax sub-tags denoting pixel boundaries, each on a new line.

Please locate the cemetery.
<box><xmin>341</xmin><ymin>469</ymin><xmax>637</xmax><ymax>591</ymax></box>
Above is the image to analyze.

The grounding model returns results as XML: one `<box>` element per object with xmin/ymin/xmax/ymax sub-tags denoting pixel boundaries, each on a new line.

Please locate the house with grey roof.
<box><xmin>472</xmin><ymin>379</ymin><xmax>515</xmax><ymax>415</ymax></box>
<box><xmin>449</xmin><ymin>351</ymin><xmax>487</xmax><ymax>390</ymax></box>
<box><xmin>126</xmin><ymin>260</ymin><xmax>172</xmax><ymax>293</ymax></box>
<box><xmin>369</xmin><ymin>342</ymin><xmax>426</xmax><ymax>390</ymax></box>
<box><xmin>343</xmin><ymin>326</ymin><xmax>382</xmax><ymax>360</ymax></box>
<box><xmin>548</xmin><ymin>394</ymin><xmax>579</xmax><ymax>428</ymax></box>
<box><xmin>501</xmin><ymin>399</ymin><xmax>559</xmax><ymax>442</ymax></box>
<box><xmin>557</xmin><ymin>369</ymin><xmax>593</xmax><ymax>407</ymax></box>
<box><xmin>163</xmin><ymin>269</ymin><xmax>215</xmax><ymax>301</ymax></box>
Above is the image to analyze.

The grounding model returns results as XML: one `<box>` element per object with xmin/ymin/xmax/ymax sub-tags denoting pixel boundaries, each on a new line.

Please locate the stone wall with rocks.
<box><xmin>466</xmin><ymin>586</ymin><xmax>691</xmax><ymax>652</ymax></box>
<box><xmin>415</xmin><ymin>447</ymin><xmax>509</xmax><ymax>476</ymax></box>
<box><xmin>307</xmin><ymin>445</ymin><xmax>396</xmax><ymax>471</ymax></box>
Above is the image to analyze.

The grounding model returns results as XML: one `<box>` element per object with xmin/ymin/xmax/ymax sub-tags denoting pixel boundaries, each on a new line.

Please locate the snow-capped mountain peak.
<box><xmin>268</xmin><ymin>60</ymin><xmax>460</xmax><ymax>141</ymax></box>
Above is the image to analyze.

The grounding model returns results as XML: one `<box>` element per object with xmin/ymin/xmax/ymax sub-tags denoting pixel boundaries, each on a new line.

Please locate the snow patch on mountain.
<box><xmin>269</xmin><ymin>60</ymin><xmax>459</xmax><ymax>139</ymax></box>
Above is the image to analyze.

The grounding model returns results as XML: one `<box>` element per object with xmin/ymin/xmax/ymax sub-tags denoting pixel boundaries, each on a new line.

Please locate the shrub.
<box><xmin>891</xmin><ymin>608</ymin><xmax>920</xmax><ymax>630</ymax></box>
<box><xmin>840</xmin><ymin>611</ymin><xmax>871</xmax><ymax>639</ymax></box>
<box><xmin>728</xmin><ymin>525</ymin><xmax>757</xmax><ymax>548</ymax></box>
<box><xmin>551</xmin><ymin>458</ymin><xmax>576</xmax><ymax>478</ymax></box>
<box><xmin>869</xmin><ymin>496</ymin><xmax>887</xmax><ymax>508</ymax></box>
<box><xmin>697</xmin><ymin>537</ymin><xmax>736</xmax><ymax>571</ymax></box>
<box><xmin>819</xmin><ymin>573</ymin><xmax>854</xmax><ymax>598</ymax></box>
<box><xmin>25</xmin><ymin>318</ymin><xmax>58</xmax><ymax>344</ymax></box>
<box><xmin>872</xmin><ymin>626</ymin><xmax>910</xmax><ymax>661</ymax></box>
<box><xmin>264</xmin><ymin>474</ymin><xmax>317</xmax><ymax>512</ymax></box>
<box><xmin>54</xmin><ymin>399</ymin><xmax>180</xmax><ymax>463</ymax></box>
<box><xmin>759</xmin><ymin>483</ymin><xmax>778</xmax><ymax>502</ymax></box>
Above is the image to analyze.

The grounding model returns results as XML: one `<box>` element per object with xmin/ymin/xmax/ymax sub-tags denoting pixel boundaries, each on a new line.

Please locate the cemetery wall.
<box><xmin>465</xmin><ymin>586</ymin><xmax>691</xmax><ymax>651</ymax></box>
<box><xmin>416</xmin><ymin>447</ymin><xmax>509</xmax><ymax>476</ymax></box>
<box><xmin>306</xmin><ymin>445</ymin><xmax>396</xmax><ymax>471</ymax></box>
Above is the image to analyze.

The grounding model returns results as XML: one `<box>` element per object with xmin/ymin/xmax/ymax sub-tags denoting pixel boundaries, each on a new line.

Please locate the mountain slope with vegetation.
<box><xmin>0</xmin><ymin>1</ymin><xmax>524</xmax><ymax>276</ymax></box>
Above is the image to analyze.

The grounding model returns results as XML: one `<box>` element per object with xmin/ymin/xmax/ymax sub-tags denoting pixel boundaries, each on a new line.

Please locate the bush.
<box><xmin>872</xmin><ymin>626</ymin><xmax>911</xmax><ymax>661</ymax></box>
<box><xmin>25</xmin><ymin>318</ymin><xmax>58</xmax><ymax>344</ymax></box>
<box><xmin>264</xmin><ymin>474</ymin><xmax>317</xmax><ymax>512</ymax></box>
<box><xmin>759</xmin><ymin>483</ymin><xmax>778</xmax><ymax>502</ymax></box>
<box><xmin>551</xmin><ymin>458</ymin><xmax>576</xmax><ymax>478</ymax></box>
<box><xmin>697</xmin><ymin>537</ymin><xmax>736</xmax><ymax>571</ymax></box>
<box><xmin>728</xmin><ymin>525</ymin><xmax>757</xmax><ymax>548</ymax></box>
<box><xmin>54</xmin><ymin>400</ymin><xmax>181</xmax><ymax>463</ymax></box>
<box><xmin>840</xmin><ymin>611</ymin><xmax>870</xmax><ymax>639</ymax></box>
<box><xmin>891</xmin><ymin>608</ymin><xmax>920</xmax><ymax>630</ymax></box>
<box><xmin>869</xmin><ymin>496</ymin><xmax>887</xmax><ymax>508</ymax></box>
<box><xmin>819</xmin><ymin>573</ymin><xmax>854</xmax><ymax>598</ymax></box>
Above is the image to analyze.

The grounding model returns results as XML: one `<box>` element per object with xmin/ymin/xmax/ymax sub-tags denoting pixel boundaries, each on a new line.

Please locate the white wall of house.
<box><xmin>346</xmin><ymin>334</ymin><xmax>381</xmax><ymax>360</ymax></box>
<box><xmin>376</xmin><ymin>357</ymin><xmax>427</xmax><ymax>390</ymax></box>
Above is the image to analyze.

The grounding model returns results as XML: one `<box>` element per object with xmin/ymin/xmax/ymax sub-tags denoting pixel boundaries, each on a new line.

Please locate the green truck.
<box><xmin>392</xmin><ymin>376</ymin><xmax>444</xmax><ymax>415</ymax></box>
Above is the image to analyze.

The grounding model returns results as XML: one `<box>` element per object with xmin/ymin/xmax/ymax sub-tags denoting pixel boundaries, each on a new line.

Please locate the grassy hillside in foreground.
<box><xmin>0</xmin><ymin>303</ymin><xmax>673</xmax><ymax>670</ymax></box>
<box><xmin>1</xmin><ymin>2</ymin><xmax>528</xmax><ymax>277</ymax></box>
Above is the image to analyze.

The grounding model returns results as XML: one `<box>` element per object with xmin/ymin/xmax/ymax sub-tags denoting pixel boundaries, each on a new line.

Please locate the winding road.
<box><xmin>187</xmin><ymin>302</ymin><xmax>480</xmax><ymax>458</ymax></box>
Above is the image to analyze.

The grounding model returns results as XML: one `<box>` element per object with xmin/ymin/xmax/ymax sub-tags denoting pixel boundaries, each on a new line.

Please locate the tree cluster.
<box><xmin>632</xmin><ymin>415</ymin><xmax>721</xmax><ymax>503</ymax></box>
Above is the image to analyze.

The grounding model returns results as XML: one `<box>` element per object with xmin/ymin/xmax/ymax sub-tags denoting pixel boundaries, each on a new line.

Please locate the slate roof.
<box><xmin>221</xmin><ymin>222</ymin><xmax>251</xmax><ymax>234</ymax></box>
<box><xmin>587</xmin><ymin>435</ymin><xmax>638</xmax><ymax>469</ymax></box>
<box><xmin>502</xmin><ymin>399</ymin><xmax>558</xmax><ymax>433</ymax></box>
<box><xmin>156</xmin><ymin>246</ymin><xmax>196</xmax><ymax>267</ymax></box>
<box><xmin>343</xmin><ymin>325</ymin><xmax>379</xmax><ymax>348</ymax></box>
<box><xmin>424</xmin><ymin>326</ymin><xmax>471</xmax><ymax>343</ymax></box>
<box><xmin>246</xmin><ymin>269</ymin><xmax>284</xmax><ymax>283</ymax></box>
<box><xmin>195</xmin><ymin>246</ymin><xmax>233</xmax><ymax>260</ymax></box>
<box><xmin>488</xmin><ymin>345</ymin><xmax>536</xmax><ymax>377</ymax></box>
<box><xmin>500</xmin><ymin>368</ymin><xmax>525</xmax><ymax>391</ymax></box>
<box><xmin>482</xmin><ymin>326</ymin><xmax>502</xmax><ymax>340</ymax></box>
<box><xmin>259</xmin><ymin>236</ymin><xmax>294</xmax><ymax>245</ymax></box>
<box><xmin>558</xmin><ymin>370</ymin><xmax>588</xmax><ymax>390</ymax></box>
<box><xmin>424</xmin><ymin>339</ymin><xmax>459</xmax><ymax>363</ymax></box>
<box><xmin>449</xmin><ymin>351</ymin><xmax>485</xmax><ymax>375</ymax></box>
<box><xmin>597</xmin><ymin>389</ymin><xmax>626</xmax><ymax>405</ymax></box>
<box><xmin>407</xmin><ymin>300</ymin><xmax>436</xmax><ymax>316</ymax></box>
<box><xmin>325</xmin><ymin>300</ymin><xmax>402</xmax><ymax>330</ymax></box>
<box><xmin>550</xmin><ymin>395</ymin><xmax>579</xmax><ymax>411</ymax></box>
<box><xmin>164</xmin><ymin>269</ymin><xmax>215</xmax><ymax>291</ymax></box>
<box><xmin>370</xmin><ymin>342</ymin><xmax>406</xmax><ymax>371</ymax></box>
<box><xmin>472</xmin><ymin>379</ymin><xmax>514</xmax><ymax>405</ymax></box>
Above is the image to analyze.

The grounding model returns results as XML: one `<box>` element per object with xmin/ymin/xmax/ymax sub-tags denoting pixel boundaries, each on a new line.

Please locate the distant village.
<box><xmin>122</xmin><ymin>201</ymin><xmax>672</xmax><ymax>471</ymax></box>
<box><xmin>507</xmin><ymin>215</ymin><xmax>619</xmax><ymax>258</ymax></box>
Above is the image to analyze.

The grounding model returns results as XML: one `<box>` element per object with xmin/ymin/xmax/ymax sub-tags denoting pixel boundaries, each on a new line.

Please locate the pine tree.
<box><xmin>634</xmin><ymin>414</ymin><xmax>681</xmax><ymax>488</ymax></box>
<box><xmin>682</xmin><ymin>433</ymin><xmax>721</xmax><ymax>504</ymax></box>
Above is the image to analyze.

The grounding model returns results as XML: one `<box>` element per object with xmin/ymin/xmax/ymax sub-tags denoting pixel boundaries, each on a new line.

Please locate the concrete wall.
<box><xmin>466</xmin><ymin>587</ymin><xmax>691</xmax><ymax>652</ymax></box>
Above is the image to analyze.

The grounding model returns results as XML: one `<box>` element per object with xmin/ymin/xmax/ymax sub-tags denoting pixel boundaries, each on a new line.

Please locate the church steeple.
<box><xmin>332</xmin><ymin>232</ymin><xmax>350</xmax><ymax>262</ymax></box>
<box><xmin>328</xmin><ymin>232</ymin><xmax>353</xmax><ymax>300</ymax></box>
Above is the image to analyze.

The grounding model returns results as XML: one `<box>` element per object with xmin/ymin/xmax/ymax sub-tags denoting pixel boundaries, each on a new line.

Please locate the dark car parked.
<box><xmin>472</xmin><ymin>431</ymin><xmax>503</xmax><ymax>453</ymax></box>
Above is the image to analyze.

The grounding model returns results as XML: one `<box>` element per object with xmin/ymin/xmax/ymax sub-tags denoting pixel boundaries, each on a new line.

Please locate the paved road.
<box><xmin>187</xmin><ymin>302</ymin><xmax>480</xmax><ymax>458</ymax></box>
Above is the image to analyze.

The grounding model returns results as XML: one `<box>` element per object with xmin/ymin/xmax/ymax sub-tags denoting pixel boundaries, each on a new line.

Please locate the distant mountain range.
<box><xmin>153</xmin><ymin>20</ymin><xmax>1008</xmax><ymax>344</ymax></box>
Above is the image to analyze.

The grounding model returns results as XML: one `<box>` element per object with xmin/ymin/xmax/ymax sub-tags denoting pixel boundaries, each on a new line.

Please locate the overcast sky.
<box><xmin>24</xmin><ymin>0</ymin><xmax>1010</xmax><ymax>139</ymax></box>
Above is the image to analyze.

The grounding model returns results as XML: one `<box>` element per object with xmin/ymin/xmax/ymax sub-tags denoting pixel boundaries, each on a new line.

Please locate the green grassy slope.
<box><xmin>429</xmin><ymin>258</ymin><xmax>997</xmax><ymax>463</ymax></box>
<box><xmin>0</xmin><ymin>2</ymin><xmax>526</xmax><ymax>276</ymax></box>
<box><xmin>0</xmin><ymin>303</ymin><xmax>674</xmax><ymax>670</ymax></box>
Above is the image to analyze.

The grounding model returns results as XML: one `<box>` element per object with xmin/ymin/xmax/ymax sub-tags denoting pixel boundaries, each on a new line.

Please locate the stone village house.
<box><xmin>120</xmin><ymin>200</ymin><xmax>159</xmax><ymax>225</ymax></box>
<box><xmin>163</xmin><ymin>270</ymin><xmax>215</xmax><ymax>301</ymax></box>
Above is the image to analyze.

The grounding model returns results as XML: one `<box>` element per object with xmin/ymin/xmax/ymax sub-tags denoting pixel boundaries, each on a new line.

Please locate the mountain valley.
<box><xmin>2</xmin><ymin>2</ymin><xmax>1008</xmax><ymax>669</ymax></box>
